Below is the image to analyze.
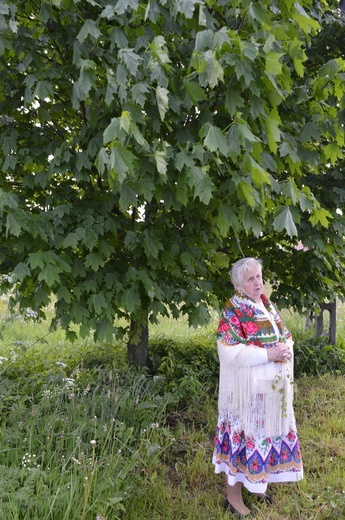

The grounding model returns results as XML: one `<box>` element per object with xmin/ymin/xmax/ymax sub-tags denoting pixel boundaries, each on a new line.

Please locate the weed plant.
<box><xmin>0</xmin><ymin>302</ymin><xmax>344</xmax><ymax>519</ymax></box>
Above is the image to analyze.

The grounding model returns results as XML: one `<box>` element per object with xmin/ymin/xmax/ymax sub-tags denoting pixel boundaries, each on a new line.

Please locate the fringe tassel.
<box><xmin>218</xmin><ymin>363</ymin><xmax>296</xmax><ymax>438</ymax></box>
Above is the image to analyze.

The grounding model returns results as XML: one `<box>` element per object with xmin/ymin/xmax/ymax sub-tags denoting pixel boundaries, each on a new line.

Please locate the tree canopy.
<box><xmin>0</xmin><ymin>0</ymin><xmax>344</xmax><ymax>364</ymax></box>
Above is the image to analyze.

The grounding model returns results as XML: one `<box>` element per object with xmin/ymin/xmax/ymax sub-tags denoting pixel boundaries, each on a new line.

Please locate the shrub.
<box><xmin>291</xmin><ymin>329</ymin><xmax>345</xmax><ymax>377</ymax></box>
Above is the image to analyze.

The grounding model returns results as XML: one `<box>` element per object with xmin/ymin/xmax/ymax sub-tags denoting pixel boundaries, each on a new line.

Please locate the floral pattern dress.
<box><xmin>212</xmin><ymin>293</ymin><xmax>304</xmax><ymax>493</ymax></box>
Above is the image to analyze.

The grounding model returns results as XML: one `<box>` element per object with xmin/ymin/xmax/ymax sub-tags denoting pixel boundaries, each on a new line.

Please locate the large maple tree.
<box><xmin>0</xmin><ymin>0</ymin><xmax>344</xmax><ymax>365</ymax></box>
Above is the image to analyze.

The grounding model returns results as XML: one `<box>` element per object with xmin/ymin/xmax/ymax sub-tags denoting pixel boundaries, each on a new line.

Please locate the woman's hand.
<box><xmin>267</xmin><ymin>342</ymin><xmax>292</xmax><ymax>363</ymax></box>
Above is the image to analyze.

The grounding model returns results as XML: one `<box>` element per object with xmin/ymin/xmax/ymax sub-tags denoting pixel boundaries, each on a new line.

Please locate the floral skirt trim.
<box><xmin>212</xmin><ymin>415</ymin><xmax>303</xmax><ymax>494</ymax></box>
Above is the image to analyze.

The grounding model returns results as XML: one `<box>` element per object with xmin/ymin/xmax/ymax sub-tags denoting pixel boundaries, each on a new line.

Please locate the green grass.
<box><xmin>0</xmin><ymin>302</ymin><xmax>344</xmax><ymax>519</ymax></box>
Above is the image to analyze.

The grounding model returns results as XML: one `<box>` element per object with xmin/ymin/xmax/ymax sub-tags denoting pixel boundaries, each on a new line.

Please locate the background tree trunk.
<box><xmin>315</xmin><ymin>301</ymin><xmax>337</xmax><ymax>345</ymax></box>
<box><xmin>127</xmin><ymin>317</ymin><xmax>149</xmax><ymax>367</ymax></box>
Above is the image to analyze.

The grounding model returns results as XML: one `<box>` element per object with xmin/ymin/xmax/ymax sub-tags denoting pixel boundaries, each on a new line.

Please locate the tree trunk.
<box><xmin>315</xmin><ymin>300</ymin><xmax>337</xmax><ymax>345</ymax></box>
<box><xmin>127</xmin><ymin>316</ymin><xmax>149</xmax><ymax>367</ymax></box>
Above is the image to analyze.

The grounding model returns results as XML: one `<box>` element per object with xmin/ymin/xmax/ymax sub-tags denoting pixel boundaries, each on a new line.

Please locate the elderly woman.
<box><xmin>212</xmin><ymin>258</ymin><xmax>303</xmax><ymax>516</ymax></box>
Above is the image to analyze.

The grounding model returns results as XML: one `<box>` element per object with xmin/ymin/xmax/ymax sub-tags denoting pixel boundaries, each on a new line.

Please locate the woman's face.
<box><xmin>236</xmin><ymin>265</ymin><xmax>264</xmax><ymax>303</ymax></box>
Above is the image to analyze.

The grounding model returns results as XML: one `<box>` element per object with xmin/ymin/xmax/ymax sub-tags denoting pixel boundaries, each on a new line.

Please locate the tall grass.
<box><xmin>0</xmin><ymin>300</ymin><xmax>344</xmax><ymax>519</ymax></box>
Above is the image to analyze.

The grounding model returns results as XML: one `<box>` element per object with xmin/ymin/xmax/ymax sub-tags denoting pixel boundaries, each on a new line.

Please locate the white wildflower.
<box><xmin>25</xmin><ymin>308</ymin><xmax>38</xmax><ymax>318</ymax></box>
<box><xmin>63</xmin><ymin>377</ymin><xmax>75</xmax><ymax>389</ymax></box>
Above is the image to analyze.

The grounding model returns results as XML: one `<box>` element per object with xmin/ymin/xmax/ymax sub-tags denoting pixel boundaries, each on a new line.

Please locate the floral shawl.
<box><xmin>216</xmin><ymin>291</ymin><xmax>296</xmax><ymax>437</ymax></box>
<box><xmin>217</xmin><ymin>291</ymin><xmax>292</xmax><ymax>348</ymax></box>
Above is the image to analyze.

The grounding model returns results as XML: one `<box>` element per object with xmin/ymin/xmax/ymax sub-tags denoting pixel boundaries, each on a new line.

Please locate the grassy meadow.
<box><xmin>0</xmin><ymin>297</ymin><xmax>344</xmax><ymax>519</ymax></box>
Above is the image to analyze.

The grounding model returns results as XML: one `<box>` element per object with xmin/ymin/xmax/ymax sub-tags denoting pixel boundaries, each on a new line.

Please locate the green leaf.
<box><xmin>299</xmin><ymin>191</ymin><xmax>314</xmax><ymax>212</ymax></box>
<box><xmin>154</xmin><ymin>149</ymin><xmax>168</xmax><ymax>177</ymax></box>
<box><xmin>212</xmin><ymin>251</ymin><xmax>229</xmax><ymax>268</ymax></box>
<box><xmin>2</xmin><ymin>132</ymin><xmax>17</xmax><ymax>155</ymax></box>
<box><xmin>225</xmin><ymin>91</ymin><xmax>244</xmax><ymax>118</ymax></box>
<box><xmin>188</xmin><ymin>303</ymin><xmax>210</xmax><ymax>327</ymax></box>
<box><xmin>119</xmin><ymin>184</ymin><xmax>137</xmax><ymax>212</ymax></box>
<box><xmin>150</xmin><ymin>35</ymin><xmax>171</xmax><ymax>66</ymax></box>
<box><xmin>2</xmin><ymin>154</ymin><xmax>17</xmax><ymax>171</ymax></box>
<box><xmin>62</xmin><ymin>232</ymin><xmax>79</xmax><ymax>248</ymax></box>
<box><xmin>143</xmin><ymin>231</ymin><xmax>164</xmax><ymax>259</ymax></box>
<box><xmin>238</xmin><ymin>181</ymin><xmax>256</xmax><ymax>207</ymax></box>
<box><xmin>0</xmin><ymin>3</ymin><xmax>9</xmax><ymax>15</ymax></box>
<box><xmin>204</xmin><ymin>125</ymin><xmax>228</xmax><ymax>155</ymax></box>
<box><xmin>156</xmin><ymin>86</ymin><xmax>169</xmax><ymax>121</ymax></box>
<box><xmin>241</xmin><ymin>206</ymin><xmax>262</xmax><ymax>237</ymax></box>
<box><xmin>109</xmin><ymin>145</ymin><xmax>138</xmax><ymax>183</ymax></box>
<box><xmin>240</xmin><ymin>40</ymin><xmax>258</xmax><ymax>62</ymax></box>
<box><xmin>34</xmin><ymin>81</ymin><xmax>54</xmax><ymax>100</ymax></box>
<box><xmin>186</xmin><ymin>166</ymin><xmax>215</xmax><ymax>205</ymax></box>
<box><xmin>124</xmin><ymin>230</ymin><xmax>137</xmax><ymax>250</ymax></box>
<box><xmin>265</xmin><ymin>52</ymin><xmax>284</xmax><ymax>76</ymax></box>
<box><xmin>84</xmin><ymin>253</ymin><xmax>105</xmax><ymax>271</ymax></box>
<box><xmin>265</xmin><ymin>107</ymin><xmax>281</xmax><ymax>153</ymax></box>
<box><xmin>292</xmin><ymin>3</ymin><xmax>320</xmax><ymax>33</ymax></box>
<box><xmin>95</xmin><ymin>321</ymin><xmax>116</xmax><ymax>342</ymax></box>
<box><xmin>114</xmin><ymin>0</ymin><xmax>139</xmax><ymax>16</ymax></box>
<box><xmin>28</xmin><ymin>252</ymin><xmax>46</xmax><ymax>270</ymax></box>
<box><xmin>175</xmin><ymin>151</ymin><xmax>195</xmax><ymax>172</ymax></box>
<box><xmin>289</xmin><ymin>38</ymin><xmax>307</xmax><ymax>78</ymax></box>
<box><xmin>228</xmin><ymin>56</ymin><xmax>254</xmax><ymax>86</ymax></box>
<box><xmin>118</xmin><ymin>110</ymin><xmax>131</xmax><ymax>134</ymax></box>
<box><xmin>201</xmin><ymin>50</ymin><xmax>224</xmax><ymax>88</ymax></box>
<box><xmin>13</xmin><ymin>262</ymin><xmax>31</xmax><ymax>281</ymax></box>
<box><xmin>103</xmin><ymin>118</ymin><xmax>120</xmax><ymax>144</ymax></box>
<box><xmin>273</xmin><ymin>206</ymin><xmax>298</xmax><ymax>237</ymax></box>
<box><xmin>195</xmin><ymin>29</ymin><xmax>214</xmax><ymax>52</ymax></box>
<box><xmin>38</xmin><ymin>264</ymin><xmax>61</xmax><ymax>286</ymax></box>
<box><xmin>300</xmin><ymin>122</ymin><xmax>321</xmax><ymax>143</ymax></box>
<box><xmin>309</xmin><ymin>208</ymin><xmax>333</xmax><ymax>228</ymax></box>
<box><xmin>174</xmin><ymin>0</ymin><xmax>202</xmax><ymax>19</ymax></box>
<box><xmin>132</xmin><ymin>125</ymin><xmax>149</xmax><ymax>148</ymax></box>
<box><xmin>119</xmin><ymin>48</ymin><xmax>142</xmax><ymax>76</ymax></box>
<box><xmin>71</xmin><ymin>302</ymin><xmax>90</xmax><ymax>323</ymax></box>
<box><xmin>101</xmin><ymin>5</ymin><xmax>116</xmax><ymax>20</ymax></box>
<box><xmin>281</xmin><ymin>180</ymin><xmax>299</xmax><ymax>204</ymax></box>
<box><xmin>279</xmin><ymin>142</ymin><xmax>300</xmax><ymax>164</ymax></box>
<box><xmin>227</xmin><ymin>125</ymin><xmax>241</xmax><ymax>158</ymax></box>
<box><xmin>249</xmin><ymin>156</ymin><xmax>270</xmax><ymax>187</ymax></box>
<box><xmin>217</xmin><ymin>204</ymin><xmax>240</xmax><ymax>236</ymax></box>
<box><xmin>193</xmin><ymin>174</ymin><xmax>215</xmax><ymax>205</ymax></box>
<box><xmin>238</xmin><ymin>123</ymin><xmax>259</xmax><ymax>145</ymax></box>
<box><xmin>131</xmin><ymin>82</ymin><xmax>150</xmax><ymax>107</ymax></box>
<box><xmin>57</xmin><ymin>286</ymin><xmax>72</xmax><ymax>303</ymax></box>
<box><xmin>176</xmin><ymin>175</ymin><xmax>189</xmax><ymax>205</ymax></box>
<box><xmin>73</xmin><ymin>69</ymin><xmax>97</xmax><ymax>105</ymax></box>
<box><xmin>122</xmin><ymin>286</ymin><xmax>141</xmax><ymax>313</ymax></box>
<box><xmin>184</xmin><ymin>80</ymin><xmax>207</xmax><ymax>104</ymax></box>
<box><xmin>89</xmin><ymin>293</ymin><xmax>108</xmax><ymax>314</ymax></box>
<box><xmin>77</xmin><ymin>19</ymin><xmax>101</xmax><ymax>43</ymax></box>
<box><xmin>6</xmin><ymin>213</ymin><xmax>22</xmax><ymax>237</ymax></box>
<box><xmin>323</xmin><ymin>143</ymin><xmax>343</xmax><ymax>164</ymax></box>
<box><xmin>318</xmin><ymin>59</ymin><xmax>340</xmax><ymax>79</ymax></box>
<box><xmin>95</xmin><ymin>148</ymin><xmax>108</xmax><ymax>175</ymax></box>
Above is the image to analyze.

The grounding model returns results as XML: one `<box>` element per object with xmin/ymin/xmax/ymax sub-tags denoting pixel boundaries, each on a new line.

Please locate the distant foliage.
<box><xmin>148</xmin><ymin>335</ymin><xmax>219</xmax><ymax>403</ymax></box>
<box><xmin>292</xmin><ymin>330</ymin><xmax>345</xmax><ymax>377</ymax></box>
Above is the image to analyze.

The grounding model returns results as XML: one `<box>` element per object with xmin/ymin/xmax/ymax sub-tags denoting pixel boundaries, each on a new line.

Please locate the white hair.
<box><xmin>230</xmin><ymin>257</ymin><xmax>262</xmax><ymax>287</ymax></box>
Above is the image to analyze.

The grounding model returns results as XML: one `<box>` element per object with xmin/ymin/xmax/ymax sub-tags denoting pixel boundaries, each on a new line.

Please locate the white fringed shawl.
<box><xmin>217</xmin><ymin>293</ymin><xmax>297</xmax><ymax>438</ymax></box>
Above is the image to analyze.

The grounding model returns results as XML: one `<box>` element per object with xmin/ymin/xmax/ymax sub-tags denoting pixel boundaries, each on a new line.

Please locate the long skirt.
<box><xmin>212</xmin><ymin>413</ymin><xmax>304</xmax><ymax>493</ymax></box>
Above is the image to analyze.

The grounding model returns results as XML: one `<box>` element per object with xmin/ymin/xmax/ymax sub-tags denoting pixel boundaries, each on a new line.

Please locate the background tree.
<box><xmin>0</xmin><ymin>0</ymin><xmax>344</xmax><ymax>366</ymax></box>
<box><xmin>238</xmin><ymin>2</ymin><xmax>345</xmax><ymax>323</ymax></box>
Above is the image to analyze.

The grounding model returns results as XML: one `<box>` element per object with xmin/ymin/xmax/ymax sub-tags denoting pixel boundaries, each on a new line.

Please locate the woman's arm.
<box><xmin>218</xmin><ymin>340</ymin><xmax>292</xmax><ymax>366</ymax></box>
<box><xmin>217</xmin><ymin>340</ymin><xmax>268</xmax><ymax>366</ymax></box>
